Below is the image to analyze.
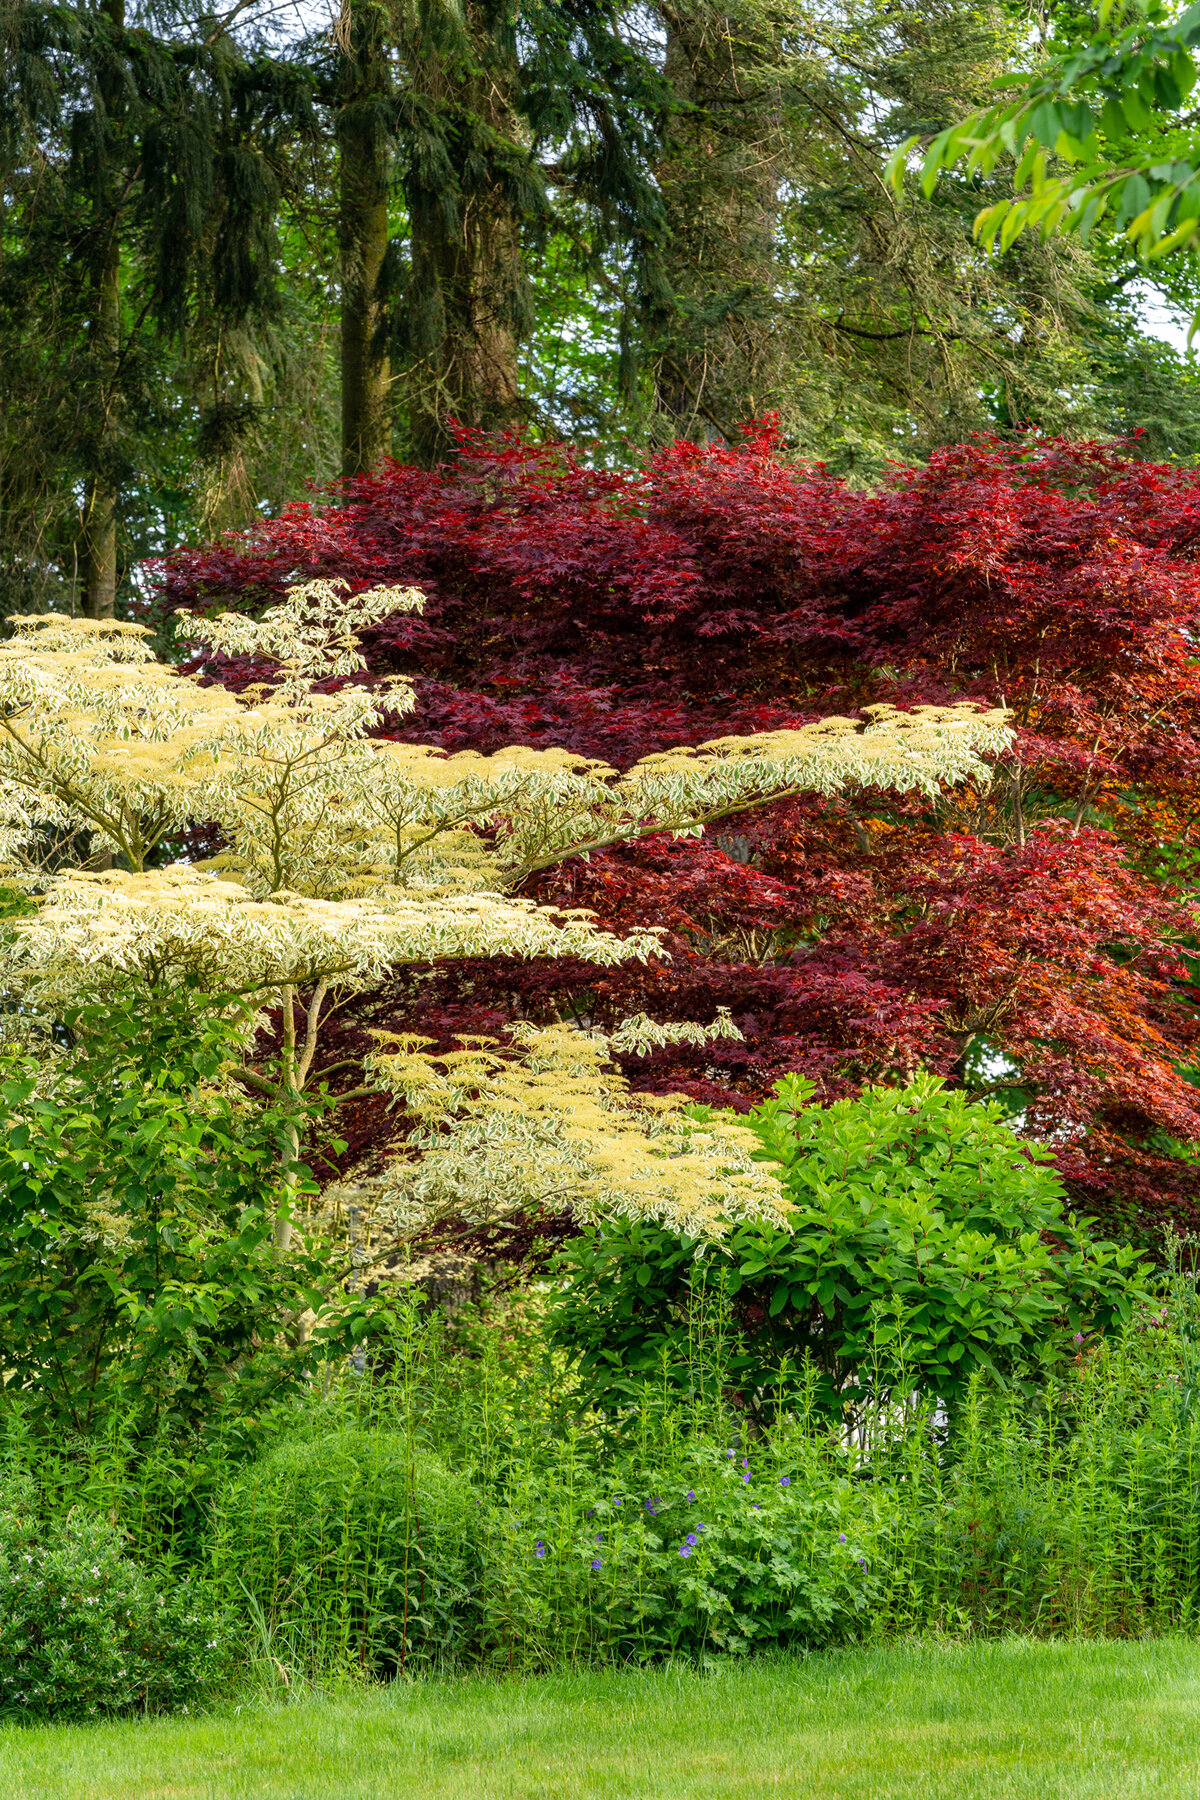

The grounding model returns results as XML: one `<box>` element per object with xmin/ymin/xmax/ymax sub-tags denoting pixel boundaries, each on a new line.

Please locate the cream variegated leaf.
<box><xmin>8</xmin><ymin>866</ymin><xmax>663</xmax><ymax>996</ymax></box>
<box><xmin>351</xmin><ymin>1020</ymin><xmax>788</xmax><ymax>1242</ymax></box>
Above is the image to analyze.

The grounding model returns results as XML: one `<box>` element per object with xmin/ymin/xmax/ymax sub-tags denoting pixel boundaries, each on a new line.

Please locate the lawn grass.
<box><xmin>3</xmin><ymin>1638</ymin><xmax>1200</xmax><ymax>1800</ymax></box>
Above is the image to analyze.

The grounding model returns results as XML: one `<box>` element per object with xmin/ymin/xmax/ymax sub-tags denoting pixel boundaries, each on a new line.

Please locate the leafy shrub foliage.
<box><xmin>214</xmin><ymin>1418</ymin><xmax>874</xmax><ymax>1666</ymax></box>
<box><xmin>0</xmin><ymin>1503</ymin><xmax>224</xmax><ymax>1720</ymax></box>
<box><xmin>488</xmin><ymin>1442</ymin><xmax>875</xmax><ymax>1660</ymax></box>
<box><xmin>0</xmin><ymin>989</ymin><xmax>363</xmax><ymax>1438</ymax></box>
<box><xmin>203</xmin><ymin>1271</ymin><xmax>1200</xmax><ymax>1672</ymax></box>
<box><xmin>550</xmin><ymin>1079</ymin><xmax>1145</xmax><ymax>1416</ymax></box>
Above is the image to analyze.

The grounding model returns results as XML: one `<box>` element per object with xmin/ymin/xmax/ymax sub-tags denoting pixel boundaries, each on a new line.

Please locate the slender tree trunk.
<box><xmin>655</xmin><ymin>1</ymin><xmax>782</xmax><ymax>441</ymax></box>
<box><xmin>80</xmin><ymin>0</ymin><xmax>124</xmax><ymax>619</ymax></box>
<box><xmin>338</xmin><ymin>0</ymin><xmax>393</xmax><ymax>478</ymax></box>
<box><xmin>404</xmin><ymin>6</ymin><xmax>527</xmax><ymax>467</ymax></box>
<box><xmin>274</xmin><ymin>982</ymin><xmax>300</xmax><ymax>1251</ymax></box>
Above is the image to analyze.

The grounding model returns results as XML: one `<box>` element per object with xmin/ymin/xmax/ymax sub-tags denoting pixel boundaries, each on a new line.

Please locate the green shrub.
<box><xmin>0</xmin><ymin>1503</ymin><xmax>226</xmax><ymax>1720</ymax></box>
<box><xmin>0</xmin><ymin>990</ymin><xmax>372</xmax><ymax>1441</ymax></box>
<box><xmin>550</xmin><ymin>1076</ymin><xmax>1146</xmax><ymax>1419</ymax></box>
<box><xmin>215</xmin><ymin>1428</ymin><xmax>479</xmax><ymax>1675</ymax></box>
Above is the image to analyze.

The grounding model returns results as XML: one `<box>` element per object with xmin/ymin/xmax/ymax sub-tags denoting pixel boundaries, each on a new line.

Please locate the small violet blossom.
<box><xmin>591</xmin><ymin>1559</ymin><xmax>602</xmax><ymax>1571</ymax></box>
<box><xmin>679</xmin><ymin>1545</ymin><xmax>692</xmax><ymax>1557</ymax></box>
<box><xmin>780</xmin><ymin>1476</ymin><xmax>790</xmax><ymax>1488</ymax></box>
<box><xmin>535</xmin><ymin>1541</ymin><xmax>546</xmax><ymax>1559</ymax></box>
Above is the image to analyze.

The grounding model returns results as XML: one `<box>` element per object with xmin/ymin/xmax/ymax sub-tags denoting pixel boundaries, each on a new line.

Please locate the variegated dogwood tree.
<box><xmin>0</xmin><ymin>581</ymin><xmax>1011</xmax><ymax>1261</ymax></box>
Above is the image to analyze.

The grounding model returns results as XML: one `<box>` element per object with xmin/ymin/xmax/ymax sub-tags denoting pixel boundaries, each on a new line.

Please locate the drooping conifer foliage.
<box><xmin>0</xmin><ymin>0</ymin><xmax>321</xmax><ymax>615</ymax></box>
<box><xmin>165</xmin><ymin>426</ymin><xmax>1200</xmax><ymax>1243</ymax></box>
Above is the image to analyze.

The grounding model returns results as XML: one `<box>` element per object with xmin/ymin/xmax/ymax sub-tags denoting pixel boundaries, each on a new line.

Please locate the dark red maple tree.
<box><xmin>162</xmin><ymin>425</ymin><xmax>1200</xmax><ymax>1243</ymax></box>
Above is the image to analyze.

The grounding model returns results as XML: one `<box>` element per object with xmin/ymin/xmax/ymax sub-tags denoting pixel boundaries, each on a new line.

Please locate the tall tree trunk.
<box><xmin>80</xmin><ymin>0</ymin><xmax>124</xmax><ymax>619</ymax></box>
<box><xmin>655</xmin><ymin>1</ymin><xmax>782</xmax><ymax>442</ymax></box>
<box><xmin>338</xmin><ymin>0</ymin><xmax>393</xmax><ymax>478</ymax></box>
<box><xmin>403</xmin><ymin>6</ymin><xmax>527</xmax><ymax>468</ymax></box>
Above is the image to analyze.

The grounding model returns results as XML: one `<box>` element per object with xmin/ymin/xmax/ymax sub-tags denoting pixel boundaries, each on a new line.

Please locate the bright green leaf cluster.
<box><xmin>887</xmin><ymin>0</ymin><xmax>1200</xmax><ymax>287</ymax></box>
<box><xmin>551</xmin><ymin>1076</ymin><xmax>1147</xmax><ymax>1420</ymax></box>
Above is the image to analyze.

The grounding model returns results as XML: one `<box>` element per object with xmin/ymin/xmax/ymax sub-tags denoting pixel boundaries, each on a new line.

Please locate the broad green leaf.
<box><xmin>974</xmin><ymin>200</ymin><xmax>1011</xmax><ymax>248</ymax></box>
<box><xmin>1116</xmin><ymin>172</ymin><xmax>1152</xmax><ymax>229</ymax></box>
<box><xmin>884</xmin><ymin>137</ymin><xmax>917</xmax><ymax>194</ymax></box>
<box><xmin>1014</xmin><ymin>143</ymin><xmax>1040</xmax><ymax>190</ymax></box>
<box><xmin>1000</xmin><ymin>205</ymin><xmax>1028</xmax><ymax>253</ymax></box>
<box><xmin>1058</xmin><ymin>101</ymin><xmax>1093</xmax><ymax>140</ymax></box>
<box><xmin>1149</xmin><ymin>219</ymin><xmax>1199</xmax><ymax>257</ymax></box>
<box><xmin>1100</xmin><ymin>96</ymin><xmax>1128</xmax><ymax>141</ymax></box>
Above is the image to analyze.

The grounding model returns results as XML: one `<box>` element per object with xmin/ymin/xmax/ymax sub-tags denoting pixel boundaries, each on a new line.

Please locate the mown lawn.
<box><xmin>3</xmin><ymin>1638</ymin><xmax>1200</xmax><ymax>1800</ymax></box>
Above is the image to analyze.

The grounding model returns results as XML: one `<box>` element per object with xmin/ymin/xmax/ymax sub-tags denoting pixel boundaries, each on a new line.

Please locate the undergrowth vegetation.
<box><xmin>4</xmin><ymin>1247</ymin><xmax>1200</xmax><ymax>1712</ymax></box>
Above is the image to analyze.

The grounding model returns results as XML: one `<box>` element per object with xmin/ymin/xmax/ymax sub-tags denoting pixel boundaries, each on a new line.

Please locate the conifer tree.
<box><xmin>647</xmin><ymin>0</ymin><xmax>1111</xmax><ymax>461</ymax></box>
<box><xmin>0</xmin><ymin>1</ymin><xmax>315</xmax><ymax>613</ymax></box>
<box><xmin>382</xmin><ymin>0</ymin><xmax>667</xmax><ymax>464</ymax></box>
<box><xmin>336</xmin><ymin>0</ymin><xmax>393</xmax><ymax>476</ymax></box>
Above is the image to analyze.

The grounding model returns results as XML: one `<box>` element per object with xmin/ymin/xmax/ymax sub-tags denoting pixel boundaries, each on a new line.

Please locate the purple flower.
<box><xmin>645</xmin><ymin>1500</ymin><xmax>657</xmax><ymax>1515</ymax></box>
<box><xmin>679</xmin><ymin>1545</ymin><xmax>692</xmax><ymax>1557</ymax></box>
<box><xmin>686</xmin><ymin>1533</ymin><xmax>698</xmax><ymax>1547</ymax></box>
<box><xmin>586</xmin><ymin>1508</ymin><xmax>595</xmax><ymax>1518</ymax></box>
<box><xmin>535</xmin><ymin>1541</ymin><xmax>546</xmax><ymax>1558</ymax></box>
<box><xmin>591</xmin><ymin>1559</ymin><xmax>602</xmax><ymax>1571</ymax></box>
<box><xmin>613</xmin><ymin>1498</ymin><xmax>623</xmax><ymax>1507</ymax></box>
<box><xmin>742</xmin><ymin>1458</ymin><xmax>749</xmax><ymax>1469</ymax></box>
<box><xmin>839</xmin><ymin>1534</ymin><xmax>846</xmax><ymax>1543</ymax></box>
<box><xmin>686</xmin><ymin>1490</ymin><xmax>695</xmax><ymax>1503</ymax></box>
<box><xmin>752</xmin><ymin>1503</ymin><xmax>761</xmax><ymax>1511</ymax></box>
<box><xmin>742</xmin><ymin>1471</ymin><xmax>751</xmax><ymax>1484</ymax></box>
<box><xmin>595</xmin><ymin>1532</ymin><xmax>604</xmax><ymax>1544</ymax></box>
<box><xmin>780</xmin><ymin>1476</ymin><xmax>790</xmax><ymax>1488</ymax></box>
<box><xmin>726</xmin><ymin>1449</ymin><xmax>735</xmax><ymax>1459</ymax></box>
<box><xmin>857</xmin><ymin>1558</ymin><xmax>867</xmax><ymax>1568</ymax></box>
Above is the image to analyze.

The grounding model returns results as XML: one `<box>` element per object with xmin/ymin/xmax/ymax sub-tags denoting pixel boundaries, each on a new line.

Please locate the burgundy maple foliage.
<box><xmin>163</xmin><ymin>425</ymin><xmax>1200</xmax><ymax>1241</ymax></box>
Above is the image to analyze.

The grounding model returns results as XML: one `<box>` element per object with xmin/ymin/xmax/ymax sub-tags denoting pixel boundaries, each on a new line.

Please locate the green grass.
<box><xmin>4</xmin><ymin>1639</ymin><xmax>1200</xmax><ymax>1799</ymax></box>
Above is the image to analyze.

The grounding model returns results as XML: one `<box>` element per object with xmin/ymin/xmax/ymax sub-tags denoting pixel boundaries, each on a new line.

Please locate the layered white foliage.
<box><xmin>336</xmin><ymin>1018</ymin><xmax>788</xmax><ymax>1248</ymax></box>
<box><xmin>9</xmin><ymin>866</ymin><xmax>662</xmax><ymax>996</ymax></box>
<box><xmin>0</xmin><ymin>583</ymin><xmax>1014</xmax><ymax>1239</ymax></box>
